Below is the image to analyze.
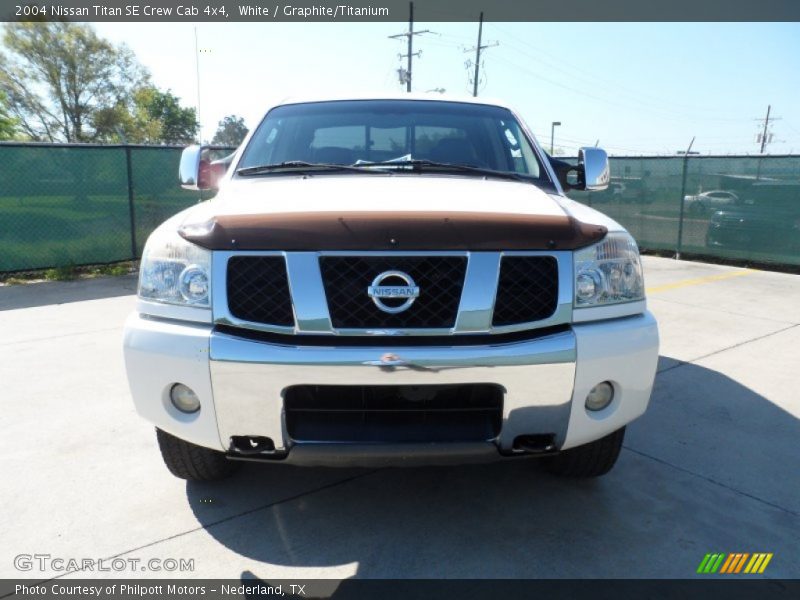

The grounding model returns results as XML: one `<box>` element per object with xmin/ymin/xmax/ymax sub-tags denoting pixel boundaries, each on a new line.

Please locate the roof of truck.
<box><xmin>273</xmin><ymin>92</ymin><xmax>516</xmax><ymax>110</ymax></box>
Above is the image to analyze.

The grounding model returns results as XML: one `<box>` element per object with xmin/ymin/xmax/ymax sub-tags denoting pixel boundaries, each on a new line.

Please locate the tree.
<box><xmin>136</xmin><ymin>87</ymin><xmax>198</xmax><ymax>144</ymax></box>
<box><xmin>0</xmin><ymin>90</ymin><xmax>18</xmax><ymax>140</ymax></box>
<box><xmin>0</xmin><ymin>22</ymin><xmax>148</xmax><ymax>142</ymax></box>
<box><xmin>212</xmin><ymin>115</ymin><xmax>249</xmax><ymax>146</ymax></box>
<box><xmin>94</xmin><ymin>87</ymin><xmax>198</xmax><ymax>144</ymax></box>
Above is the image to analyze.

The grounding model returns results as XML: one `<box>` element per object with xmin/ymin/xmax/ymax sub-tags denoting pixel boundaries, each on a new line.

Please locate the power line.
<box><xmin>487</xmin><ymin>24</ymin><xmax>752</xmax><ymax>122</ymax></box>
<box><xmin>530</xmin><ymin>131</ymin><xmax>652</xmax><ymax>154</ymax></box>
<box><xmin>421</xmin><ymin>38</ymin><xmax>463</xmax><ymax>49</ymax></box>
<box><xmin>435</xmin><ymin>32</ymin><xmax>475</xmax><ymax>43</ymax></box>
<box><xmin>491</xmin><ymin>53</ymin><xmax>753</xmax><ymax>125</ymax></box>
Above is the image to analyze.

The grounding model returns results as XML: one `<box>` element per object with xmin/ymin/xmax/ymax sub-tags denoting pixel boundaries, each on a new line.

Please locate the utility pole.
<box><xmin>550</xmin><ymin>121</ymin><xmax>561</xmax><ymax>154</ymax></box>
<box><xmin>759</xmin><ymin>105</ymin><xmax>771</xmax><ymax>154</ymax></box>
<box><xmin>756</xmin><ymin>104</ymin><xmax>781</xmax><ymax>154</ymax></box>
<box><xmin>472</xmin><ymin>13</ymin><xmax>483</xmax><ymax>97</ymax></box>
<box><xmin>405</xmin><ymin>1</ymin><xmax>413</xmax><ymax>93</ymax></box>
<box><xmin>388</xmin><ymin>2</ymin><xmax>430</xmax><ymax>92</ymax></box>
<box><xmin>755</xmin><ymin>105</ymin><xmax>781</xmax><ymax>179</ymax></box>
<box><xmin>194</xmin><ymin>27</ymin><xmax>202</xmax><ymax>142</ymax></box>
<box><xmin>464</xmin><ymin>12</ymin><xmax>498</xmax><ymax>97</ymax></box>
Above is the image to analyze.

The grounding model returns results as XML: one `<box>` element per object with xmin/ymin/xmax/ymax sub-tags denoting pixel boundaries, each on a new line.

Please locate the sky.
<box><xmin>84</xmin><ymin>21</ymin><xmax>800</xmax><ymax>156</ymax></box>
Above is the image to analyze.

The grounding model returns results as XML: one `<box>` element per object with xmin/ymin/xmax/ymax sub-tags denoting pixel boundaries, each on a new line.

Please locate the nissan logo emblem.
<box><xmin>367</xmin><ymin>270</ymin><xmax>420</xmax><ymax>314</ymax></box>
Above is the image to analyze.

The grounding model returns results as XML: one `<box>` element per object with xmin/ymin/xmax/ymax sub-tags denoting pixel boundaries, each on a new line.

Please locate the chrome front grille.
<box><xmin>320</xmin><ymin>255</ymin><xmax>467</xmax><ymax>329</ymax></box>
<box><xmin>213</xmin><ymin>251</ymin><xmax>572</xmax><ymax>336</ymax></box>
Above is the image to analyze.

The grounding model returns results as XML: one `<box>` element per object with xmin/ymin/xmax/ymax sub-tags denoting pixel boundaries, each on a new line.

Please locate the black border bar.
<box><xmin>3</xmin><ymin>0</ymin><xmax>800</xmax><ymax>22</ymax></box>
<box><xmin>3</xmin><ymin>579</ymin><xmax>800</xmax><ymax>600</ymax></box>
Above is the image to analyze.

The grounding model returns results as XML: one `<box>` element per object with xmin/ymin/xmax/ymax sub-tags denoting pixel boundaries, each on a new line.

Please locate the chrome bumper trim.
<box><xmin>209</xmin><ymin>327</ymin><xmax>577</xmax><ymax>453</ymax></box>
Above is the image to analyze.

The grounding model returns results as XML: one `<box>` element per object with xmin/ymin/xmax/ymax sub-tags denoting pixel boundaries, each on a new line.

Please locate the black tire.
<box><xmin>544</xmin><ymin>427</ymin><xmax>625</xmax><ymax>478</ymax></box>
<box><xmin>156</xmin><ymin>428</ymin><xmax>240</xmax><ymax>481</ymax></box>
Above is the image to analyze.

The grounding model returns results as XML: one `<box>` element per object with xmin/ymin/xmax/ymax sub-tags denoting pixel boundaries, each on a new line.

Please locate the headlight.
<box><xmin>138</xmin><ymin>227</ymin><xmax>211</xmax><ymax>307</ymax></box>
<box><xmin>574</xmin><ymin>232</ymin><xmax>644</xmax><ymax>307</ymax></box>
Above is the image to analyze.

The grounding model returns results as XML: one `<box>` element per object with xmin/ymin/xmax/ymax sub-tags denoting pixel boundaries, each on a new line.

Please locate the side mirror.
<box><xmin>179</xmin><ymin>145</ymin><xmax>235</xmax><ymax>191</ymax></box>
<box><xmin>179</xmin><ymin>145</ymin><xmax>204</xmax><ymax>190</ymax></box>
<box><xmin>549</xmin><ymin>148</ymin><xmax>610</xmax><ymax>192</ymax></box>
<box><xmin>578</xmin><ymin>147</ymin><xmax>610</xmax><ymax>192</ymax></box>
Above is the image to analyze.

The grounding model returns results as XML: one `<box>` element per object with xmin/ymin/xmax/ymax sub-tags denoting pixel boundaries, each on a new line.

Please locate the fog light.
<box><xmin>585</xmin><ymin>381</ymin><xmax>614</xmax><ymax>411</ymax></box>
<box><xmin>170</xmin><ymin>383</ymin><xmax>200</xmax><ymax>413</ymax></box>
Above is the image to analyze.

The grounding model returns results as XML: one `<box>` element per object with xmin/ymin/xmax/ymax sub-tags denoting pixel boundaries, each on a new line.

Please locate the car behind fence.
<box><xmin>0</xmin><ymin>143</ymin><xmax>798</xmax><ymax>272</ymax></box>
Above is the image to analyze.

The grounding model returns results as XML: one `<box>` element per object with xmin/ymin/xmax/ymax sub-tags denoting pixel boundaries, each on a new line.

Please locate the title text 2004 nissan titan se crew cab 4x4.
<box><xmin>123</xmin><ymin>95</ymin><xmax>659</xmax><ymax>482</ymax></box>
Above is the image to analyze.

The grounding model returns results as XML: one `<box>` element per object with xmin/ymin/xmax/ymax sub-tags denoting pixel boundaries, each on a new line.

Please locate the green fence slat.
<box><xmin>567</xmin><ymin>155</ymin><xmax>800</xmax><ymax>266</ymax></box>
<box><xmin>1</xmin><ymin>144</ymin><xmax>798</xmax><ymax>272</ymax></box>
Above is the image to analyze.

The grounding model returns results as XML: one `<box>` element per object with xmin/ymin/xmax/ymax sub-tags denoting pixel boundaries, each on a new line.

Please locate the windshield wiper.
<box><xmin>236</xmin><ymin>161</ymin><xmax>389</xmax><ymax>176</ymax></box>
<box><xmin>352</xmin><ymin>159</ymin><xmax>532</xmax><ymax>183</ymax></box>
<box><xmin>237</xmin><ymin>159</ymin><xmax>533</xmax><ymax>183</ymax></box>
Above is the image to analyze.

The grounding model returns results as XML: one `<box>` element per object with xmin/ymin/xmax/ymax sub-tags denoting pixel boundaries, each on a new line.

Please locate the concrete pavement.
<box><xmin>1</xmin><ymin>256</ymin><xmax>798</xmax><ymax>580</ymax></box>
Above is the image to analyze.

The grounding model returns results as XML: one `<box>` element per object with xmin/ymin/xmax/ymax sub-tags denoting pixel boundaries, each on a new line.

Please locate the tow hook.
<box><xmin>229</xmin><ymin>436</ymin><xmax>281</xmax><ymax>457</ymax></box>
<box><xmin>511</xmin><ymin>434</ymin><xmax>558</xmax><ymax>455</ymax></box>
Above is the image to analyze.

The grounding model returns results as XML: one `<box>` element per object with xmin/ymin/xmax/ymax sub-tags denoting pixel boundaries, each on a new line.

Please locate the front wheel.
<box><xmin>156</xmin><ymin>428</ymin><xmax>240</xmax><ymax>481</ymax></box>
<box><xmin>544</xmin><ymin>427</ymin><xmax>625</xmax><ymax>478</ymax></box>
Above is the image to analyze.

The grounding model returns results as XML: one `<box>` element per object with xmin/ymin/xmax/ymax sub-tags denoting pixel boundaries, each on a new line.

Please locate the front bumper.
<box><xmin>123</xmin><ymin>311</ymin><xmax>659</xmax><ymax>462</ymax></box>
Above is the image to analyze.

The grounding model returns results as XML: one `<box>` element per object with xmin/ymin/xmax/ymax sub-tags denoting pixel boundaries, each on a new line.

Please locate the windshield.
<box><xmin>237</xmin><ymin>100</ymin><xmax>548</xmax><ymax>182</ymax></box>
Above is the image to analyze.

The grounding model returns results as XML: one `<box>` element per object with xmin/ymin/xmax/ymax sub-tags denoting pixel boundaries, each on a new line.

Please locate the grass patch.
<box><xmin>43</xmin><ymin>265</ymin><xmax>79</xmax><ymax>281</ymax></box>
<box><xmin>1</xmin><ymin>261</ymin><xmax>137</xmax><ymax>285</ymax></box>
<box><xmin>89</xmin><ymin>263</ymin><xmax>132</xmax><ymax>277</ymax></box>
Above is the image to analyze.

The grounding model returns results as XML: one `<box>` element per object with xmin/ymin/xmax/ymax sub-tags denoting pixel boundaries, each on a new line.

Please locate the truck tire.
<box><xmin>156</xmin><ymin>428</ymin><xmax>240</xmax><ymax>481</ymax></box>
<box><xmin>544</xmin><ymin>427</ymin><xmax>625</xmax><ymax>478</ymax></box>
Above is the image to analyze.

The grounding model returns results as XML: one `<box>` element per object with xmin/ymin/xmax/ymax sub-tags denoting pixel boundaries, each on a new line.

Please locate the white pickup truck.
<box><xmin>123</xmin><ymin>95</ymin><xmax>659</xmax><ymax>481</ymax></box>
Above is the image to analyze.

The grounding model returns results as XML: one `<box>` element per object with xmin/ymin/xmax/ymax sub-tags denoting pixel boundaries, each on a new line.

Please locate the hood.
<box><xmin>179</xmin><ymin>175</ymin><xmax>608</xmax><ymax>251</ymax></box>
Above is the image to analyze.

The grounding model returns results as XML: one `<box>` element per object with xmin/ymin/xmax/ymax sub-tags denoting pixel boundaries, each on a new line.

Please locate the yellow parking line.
<box><xmin>646</xmin><ymin>269</ymin><xmax>754</xmax><ymax>295</ymax></box>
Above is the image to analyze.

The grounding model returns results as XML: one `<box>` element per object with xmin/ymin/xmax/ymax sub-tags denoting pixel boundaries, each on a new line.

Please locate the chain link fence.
<box><xmin>566</xmin><ymin>155</ymin><xmax>800</xmax><ymax>266</ymax></box>
<box><xmin>0</xmin><ymin>143</ymin><xmax>229</xmax><ymax>272</ymax></box>
<box><xmin>1</xmin><ymin>143</ymin><xmax>798</xmax><ymax>272</ymax></box>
